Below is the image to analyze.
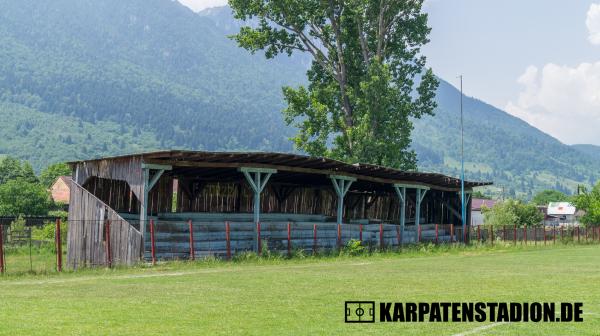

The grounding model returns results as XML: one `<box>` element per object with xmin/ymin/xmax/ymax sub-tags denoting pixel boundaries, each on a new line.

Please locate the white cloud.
<box><xmin>177</xmin><ymin>0</ymin><xmax>228</xmax><ymax>12</ymax></box>
<box><xmin>586</xmin><ymin>3</ymin><xmax>600</xmax><ymax>45</ymax></box>
<box><xmin>505</xmin><ymin>62</ymin><xmax>600</xmax><ymax>145</ymax></box>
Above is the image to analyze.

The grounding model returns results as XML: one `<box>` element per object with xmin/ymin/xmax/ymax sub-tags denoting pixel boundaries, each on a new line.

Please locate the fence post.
<box><xmin>524</xmin><ymin>226</ymin><xmax>527</xmax><ymax>245</ymax></box>
<box><xmin>149</xmin><ymin>219</ymin><xmax>156</xmax><ymax>265</ymax></box>
<box><xmin>435</xmin><ymin>224</ymin><xmax>439</xmax><ymax>244</ymax></box>
<box><xmin>553</xmin><ymin>226</ymin><xmax>556</xmax><ymax>244</ymax></box>
<box><xmin>418</xmin><ymin>225</ymin><xmax>422</xmax><ymax>243</ymax></box>
<box><xmin>396</xmin><ymin>226</ymin><xmax>401</xmax><ymax>248</ymax></box>
<box><xmin>105</xmin><ymin>220</ymin><xmax>112</xmax><ymax>268</ymax></box>
<box><xmin>225</xmin><ymin>221</ymin><xmax>231</xmax><ymax>260</ymax></box>
<box><xmin>503</xmin><ymin>226</ymin><xmax>506</xmax><ymax>242</ymax></box>
<box><xmin>450</xmin><ymin>224</ymin><xmax>453</xmax><ymax>244</ymax></box>
<box><xmin>0</xmin><ymin>224</ymin><xmax>4</xmax><ymax>274</ymax></box>
<box><xmin>577</xmin><ymin>226</ymin><xmax>580</xmax><ymax>243</ymax></box>
<box><xmin>379</xmin><ymin>224</ymin><xmax>384</xmax><ymax>250</ymax></box>
<box><xmin>55</xmin><ymin>218</ymin><xmax>62</xmax><ymax>272</ymax></box>
<box><xmin>337</xmin><ymin>224</ymin><xmax>341</xmax><ymax>250</ymax></box>
<box><xmin>287</xmin><ymin>222</ymin><xmax>292</xmax><ymax>257</ymax></box>
<box><xmin>359</xmin><ymin>224</ymin><xmax>363</xmax><ymax>242</ymax></box>
<box><xmin>543</xmin><ymin>227</ymin><xmax>546</xmax><ymax>245</ymax></box>
<box><xmin>188</xmin><ymin>219</ymin><xmax>195</xmax><ymax>261</ymax></box>
<box><xmin>477</xmin><ymin>225</ymin><xmax>481</xmax><ymax>243</ymax></box>
<box><xmin>561</xmin><ymin>227</ymin><xmax>564</xmax><ymax>242</ymax></box>
<box><xmin>313</xmin><ymin>224</ymin><xmax>317</xmax><ymax>254</ymax></box>
<box><xmin>257</xmin><ymin>222</ymin><xmax>262</xmax><ymax>256</ymax></box>
<box><xmin>490</xmin><ymin>225</ymin><xmax>494</xmax><ymax>245</ymax></box>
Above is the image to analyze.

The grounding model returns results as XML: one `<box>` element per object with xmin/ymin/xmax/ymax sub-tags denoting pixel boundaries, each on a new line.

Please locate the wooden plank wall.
<box><xmin>73</xmin><ymin>157</ymin><xmax>145</xmax><ymax>207</ymax></box>
<box><xmin>67</xmin><ymin>181</ymin><xmax>142</xmax><ymax>269</ymax></box>
<box><xmin>174</xmin><ymin>182</ymin><xmax>451</xmax><ymax>223</ymax></box>
<box><xmin>145</xmin><ymin>221</ymin><xmax>458</xmax><ymax>260</ymax></box>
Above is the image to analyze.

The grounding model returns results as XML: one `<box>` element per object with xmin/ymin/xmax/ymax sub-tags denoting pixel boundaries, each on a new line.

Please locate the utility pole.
<box><xmin>459</xmin><ymin>75</ymin><xmax>466</xmax><ymax>243</ymax></box>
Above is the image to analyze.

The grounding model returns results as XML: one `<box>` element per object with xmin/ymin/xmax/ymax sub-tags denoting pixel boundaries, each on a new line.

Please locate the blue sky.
<box><xmin>180</xmin><ymin>0</ymin><xmax>600</xmax><ymax>145</ymax></box>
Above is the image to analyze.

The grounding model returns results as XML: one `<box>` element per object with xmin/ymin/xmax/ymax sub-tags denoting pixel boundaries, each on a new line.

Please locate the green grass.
<box><xmin>1</xmin><ymin>244</ymin><xmax>599</xmax><ymax>335</ymax></box>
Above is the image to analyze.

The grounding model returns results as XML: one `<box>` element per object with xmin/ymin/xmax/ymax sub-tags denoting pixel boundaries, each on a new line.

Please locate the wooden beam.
<box><xmin>141</xmin><ymin>163</ymin><xmax>172</xmax><ymax>170</ymax></box>
<box><xmin>145</xmin><ymin>159</ymin><xmax>466</xmax><ymax>192</ymax></box>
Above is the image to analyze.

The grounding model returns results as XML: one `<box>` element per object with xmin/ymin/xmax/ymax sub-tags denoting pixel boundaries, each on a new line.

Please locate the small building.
<box><xmin>470</xmin><ymin>198</ymin><xmax>497</xmax><ymax>226</ymax></box>
<box><xmin>66</xmin><ymin>151</ymin><xmax>491</xmax><ymax>268</ymax></box>
<box><xmin>546</xmin><ymin>202</ymin><xmax>578</xmax><ymax>226</ymax></box>
<box><xmin>50</xmin><ymin>176</ymin><xmax>72</xmax><ymax>205</ymax></box>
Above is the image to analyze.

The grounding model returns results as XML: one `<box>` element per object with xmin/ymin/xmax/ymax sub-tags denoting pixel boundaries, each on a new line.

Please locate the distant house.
<box><xmin>471</xmin><ymin>198</ymin><xmax>497</xmax><ymax>226</ymax></box>
<box><xmin>50</xmin><ymin>176</ymin><xmax>72</xmax><ymax>205</ymax></box>
<box><xmin>546</xmin><ymin>202</ymin><xmax>578</xmax><ymax>226</ymax></box>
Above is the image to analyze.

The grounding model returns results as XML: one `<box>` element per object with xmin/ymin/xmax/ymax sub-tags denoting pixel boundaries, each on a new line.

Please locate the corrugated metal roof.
<box><xmin>69</xmin><ymin>150</ymin><xmax>492</xmax><ymax>190</ymax></box>
<box><xmin>547</xmin><ymin>202</ymin><xmax>576</xmax><ymax>216</ymax></box>
<box><xmin>471</xmin><ymin>198</ymin><xmax>497</xmax><ymax>210</ymax></box>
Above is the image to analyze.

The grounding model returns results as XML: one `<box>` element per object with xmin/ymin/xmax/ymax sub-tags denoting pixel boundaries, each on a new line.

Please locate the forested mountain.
<box><xmin>0</xmin><ymin>0</ymin><xmax>597</xmax><ymax>198</ymax></box>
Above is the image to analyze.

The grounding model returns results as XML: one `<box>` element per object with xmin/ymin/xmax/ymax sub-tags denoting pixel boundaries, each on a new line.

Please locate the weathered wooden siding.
<box><xmin>173</xmin><ymin>182</ymin><xmax>453</xmax><ymax>224</ymax></box>
<box><xmin>73</xmin><ymin>157</ymin><xmax>145</xmax><ymax>208</ymax></box>
<box><xmin>67</xmin><ymin>181</ymin><xmax>142</xmax><ymax>268</ymax></box>
<box><xmin>144</xmin><ymin>221</ymin><xmax>458</xmax><ymax>260</ymax></box>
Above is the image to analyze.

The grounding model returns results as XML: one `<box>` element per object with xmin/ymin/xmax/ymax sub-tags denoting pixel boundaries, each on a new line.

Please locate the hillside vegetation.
<box><xmin>0</xmin><ymin>0</ymin><xmax>597</xmax><ymax>198</ymax></box>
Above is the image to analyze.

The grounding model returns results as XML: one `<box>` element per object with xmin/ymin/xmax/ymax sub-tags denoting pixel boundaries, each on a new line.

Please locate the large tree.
<box><xmin>229</xmin><ymin>0</ymin><xmax>438</xmax><ymax>169</ymax></box>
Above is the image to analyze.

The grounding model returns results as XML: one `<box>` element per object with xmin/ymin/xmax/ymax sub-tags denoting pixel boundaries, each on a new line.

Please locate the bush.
<box><xmin>482</xmin><ymin>199</ymin><xmax>543</xmax><ymax>227</ymax></box>
<box><xmin>342</xmin><ymin>239</ymin><xmax>365</xmax><ymax>256</ymax></box>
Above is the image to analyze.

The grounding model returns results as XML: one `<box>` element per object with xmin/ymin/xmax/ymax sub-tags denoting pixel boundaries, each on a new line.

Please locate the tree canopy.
<box><xmin>531</xmin><ymin>190</ymin><xmax>570</xmax><ymax>206</ymax></box>
<box><xmin>39</xmin><ymin>163</ymin><xmax>72</xmax><ymax>188</ymax></box>
<box><xmin>482</xmin><ymin>199</ymin><xmax>544</xmax><ymax>227</ymax></box>
<box><xmin>0</xmin><ymin>178</ymin><xmax>51</xmax><ymax>216</ymax></box>
<box><xmin>230</xmin><ymin>0</ymin><xmax>438</xmax><ymax>170</ymax></box>
<box><xmin>573</xmin><ymin>183</ymin><xmax>600</xmax><ymax>226</ymax></box>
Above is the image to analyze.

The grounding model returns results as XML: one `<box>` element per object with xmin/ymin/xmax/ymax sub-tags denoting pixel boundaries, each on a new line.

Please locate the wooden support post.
<box><xmin>379</xmin><ymin>224</ymin><xmax>384</xmax><ymax>250</ymax></box>
<box><xmin>435</xmin><ymin>224</ymin><xmax>439</xmax><ymax>244</ymax></box>
<box><xmin>105</xmin><ymin>220</ymin><xmax>112</xmax><ymax>268</ymax></box>
<box><xmin>450</xmin><ymin>224</ymin><xmax>454</xmax><ymax>244</ymax></box>
<box><xmin>0</xmin><ymin>224</ymin><xmax>4</xmax><ymax>274</ymax></box>
<box><xmin>396</xmin><ymin>226</ymin><xmax>401</xmax><ymax>247</ymax></box>
<box><xmin>544</xmin><ymin>227</ymin><xmax>547</xmax><ymax>245</ymax></box>
<box><xmin>287</xmin><ymin>222</ymin><xmax>292</xmax><ymax>257</ymax></box>
<box><xmin>140</xmin><ymin>163</ymin><xmax>172</xmax><ymax>256</ymax></box>
<box><xmin>418</xmin><ymin>225</ymin><xmax>422</xmax><ymax>243</ymax></box>
<box><xmin>553</xmin><ymin>226</ymin><xmax>556</xmax><ymax>244</ymax></box>
<box><xmin>514</xmin><ymin>225</ymin><xmax>517</xmax><ymax>244</ymax></box>
<box><xmin>577</xmin><ymin>226</ymin><xmax>580</xmax><ymax>243</ymax></box>
<box><xmin>524</xmin><ymin>226</ymin><xmax>527</xmax><ymax>245</ymax></box>
<box><xmin>225</xmin><ymin>221</ymin><xmax>231</xmax><ymax>260</ymax></box>
<box><xmin>477</xmin><ymin>225</ymin><xmax>481</xmax><ymax>243</ymax></box>
<box><xmin>240</xmin><ymin>167</ymin><xmax>276</xmax><ymax>253</ymax></box>
<box><xmin>313</xmin><ymin>224</ymin><xmax>317</xmax><ymax>254</ymax></box>
<box><xmin>534</xmin><ymin>227</ymin><xmax>537</xmax><ymax>246</ymax></box>
<box><xmin>55</xmin><ymin>218</ymin><xmax>62</xmax><ymax>272</ymax></box>
<box><xmin>150</xmin><ymin>219</ymin><xmax>156</xmax><ymax>265</ymax></box>
<box><xmin>330</xmin><ymin>176</ymin><xmax>356</xmax><ymax>227</ymax></box>
<box><xmin>188</xmin><ymin>219</ymin><xmax>195</xmax><ymax>261</ymax></box>
<box><xmin>393</xmin><ymin>185</ymin><xmax>407</xmax><ymax>247</ymax></box>
<box><xmin>490</xmin><ymin>225</ymin><xmax>494</xmax><ymax>245</ymax></box>
<box><xmin>415</xmin><ymin>188</ymin><xmax>428</xmax><ymax>241</ymax></box>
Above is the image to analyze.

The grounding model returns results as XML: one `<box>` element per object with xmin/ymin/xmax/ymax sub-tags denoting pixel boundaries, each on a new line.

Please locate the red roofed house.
<box><xmin>471</xmin><ymin>198</ymin><xmax>498</xmax><ymax>226</ymax></box>
<box><xmin>50</xmin><ymin>176</ymin><xmax>72</xmax><ymax>205</ymax></box>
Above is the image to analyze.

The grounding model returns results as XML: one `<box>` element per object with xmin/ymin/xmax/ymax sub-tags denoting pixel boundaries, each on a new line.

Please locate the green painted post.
<box><xmin>240</xmin><ymin>168</ymin><xmax>276</xmax><ymax>253</ymax></box>
<box><xmin>330</xmin><ymin>176</ymin><xmax>356</xmax><ymax>226</ymax></box>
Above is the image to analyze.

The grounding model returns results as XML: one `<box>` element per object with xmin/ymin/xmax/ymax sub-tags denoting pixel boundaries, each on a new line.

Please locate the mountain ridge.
<box><xmin>0</xmin><ymin>0</ymin><xmax>596</xmax><ymax>199</ymax></box>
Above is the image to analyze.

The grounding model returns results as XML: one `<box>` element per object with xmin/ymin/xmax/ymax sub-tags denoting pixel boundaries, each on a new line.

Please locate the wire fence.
<box><xmin>1</xmin><ymin>218</ymin><xmax>599</xmax><ymax>275</ymax></box>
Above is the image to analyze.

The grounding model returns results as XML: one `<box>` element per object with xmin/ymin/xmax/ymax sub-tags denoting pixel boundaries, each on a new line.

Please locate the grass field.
<box><xmin>1</xmin><ymin>244</ymin><xmax>599</xmax><ymax>335</ymax></box>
